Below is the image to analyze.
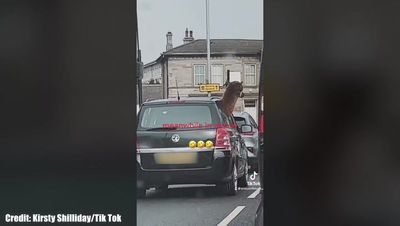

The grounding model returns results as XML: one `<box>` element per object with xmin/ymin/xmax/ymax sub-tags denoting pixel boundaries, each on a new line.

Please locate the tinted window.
<box><xmin>228</xmin><ymin>116</ymin><xmax>238</xmax><ymax>130</ymax></box>
<box><xmin>234</xmin><ymin>117</ymin><xmax>246</xmax><ymax>128</ymax></box>
<box><xmin>249</xmin><ymin>115</ymin><xmax>258</xmax><ymax>128</ymax></box>
<box><xmin>138</xmin><ymin>104</ymin><xmax>217</xmax><ymax>129</ymax></box>
<box><xmin>217</xmin><ymin>107</ymin><xmax>230</xmax><ymax>125</ymax></box>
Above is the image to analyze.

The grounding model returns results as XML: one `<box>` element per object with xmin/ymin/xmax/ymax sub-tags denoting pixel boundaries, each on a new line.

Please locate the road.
<box><xmin>137</xmin><ymin>174</ymin><xmax>261</xmax><ymax>226</ymax></box>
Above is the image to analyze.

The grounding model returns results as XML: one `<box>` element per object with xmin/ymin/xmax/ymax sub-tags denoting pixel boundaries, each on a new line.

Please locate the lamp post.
<box><xmin>206</xmin><ymin>0</ymin><xmax>211</xmax><ymax>97</ymax></box>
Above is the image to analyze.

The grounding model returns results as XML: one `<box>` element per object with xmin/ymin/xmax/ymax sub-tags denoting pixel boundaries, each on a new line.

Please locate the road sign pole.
<box><xmin>206</xmin><ymin>0</ymin><xmax>211</xmax><ymax>97</ymax></box>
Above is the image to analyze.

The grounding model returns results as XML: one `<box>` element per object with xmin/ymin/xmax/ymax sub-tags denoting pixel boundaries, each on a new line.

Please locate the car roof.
<box><xmin>233</xmin><ymin>111</ymin><xmax>250</xmax><ymax>117</ymax></box>
<box><xmin>142</xmin><ymin>97</ymin><xmax>220</xmax><ymax>105</ymax></box>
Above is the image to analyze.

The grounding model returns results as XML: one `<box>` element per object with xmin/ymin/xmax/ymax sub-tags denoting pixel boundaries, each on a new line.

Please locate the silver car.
<box><xmin>233</xmin><ymin>111</ymin><xmax>259</xmax><ymax>172</ymax></box>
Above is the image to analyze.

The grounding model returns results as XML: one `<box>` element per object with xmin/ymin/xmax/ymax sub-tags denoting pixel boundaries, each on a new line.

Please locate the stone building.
<box><xmin>142</xmin><ymin>60</ymin><xmax>162</xmax><ymax>84</ymax></box>
<box><xmin>142</xmin><ymin>29</ymin><xmax>263</xmax><ymax>119</ymax></box>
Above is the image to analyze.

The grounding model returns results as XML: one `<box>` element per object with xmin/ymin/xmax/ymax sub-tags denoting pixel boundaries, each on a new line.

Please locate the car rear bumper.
<box><xmin>137</xmin><ymin>149</ymin><xmax>235</xmax><ymax>188</ymax></box>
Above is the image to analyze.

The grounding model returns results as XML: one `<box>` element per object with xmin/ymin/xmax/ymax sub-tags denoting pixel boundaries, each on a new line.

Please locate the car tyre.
<box><xmin>238</xmin><ymin>162</ymin><xmax>248</xmax><ymax>187</ymax></box>
<box><xmin>219</xmin><ymin>163</ymin><xmax>238</xmax><ymax>196</ymax></box>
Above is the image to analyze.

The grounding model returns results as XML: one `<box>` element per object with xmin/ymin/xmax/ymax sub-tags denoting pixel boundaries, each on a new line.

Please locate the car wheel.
<box><xmin>137</xmin><ymin>188</ymin><xmax>146</xmax><ymax>198</ymax></box>
<box><xmin>219</xmin><ymin>163</ymin><xmax>238</xmax><ymax>196</ymax></box>
<box><xmin>238</xmin><ymin>162</ymin><xmax>248</xmax><ymax>187</ymax></box>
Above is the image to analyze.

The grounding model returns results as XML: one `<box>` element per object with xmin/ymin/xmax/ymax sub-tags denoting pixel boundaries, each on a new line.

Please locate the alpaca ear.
<box><xmin>240</xmin><ymin>81</ymin><xmax>243</xmax><ymax>84</ymax></box>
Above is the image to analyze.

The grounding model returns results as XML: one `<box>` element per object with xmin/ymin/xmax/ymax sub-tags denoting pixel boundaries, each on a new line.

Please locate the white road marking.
<box><xmin>247</xmin><ymin>187</ymin><xmax>261</xmax><ymax>199</ymax></box>
<box><xmin>217</xmin><ymin>206</ymin><xmax>246</xmax><ymax>226</ymax></box>
<box><xmin>238</xmin><ymin>187</ymin><xmax>258</xmax><ymax>191</ymax></box>
<box><xmin>168</xmin><ymin>184</ymin><xmax>214</xmax><ymax>188</ymax></box>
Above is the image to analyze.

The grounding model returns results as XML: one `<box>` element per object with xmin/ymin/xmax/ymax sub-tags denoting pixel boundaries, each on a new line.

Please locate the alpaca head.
<box><xmin>226</xmin><ymin>81</ymin><xmax>244</xmax><ymax>98</ymax></box>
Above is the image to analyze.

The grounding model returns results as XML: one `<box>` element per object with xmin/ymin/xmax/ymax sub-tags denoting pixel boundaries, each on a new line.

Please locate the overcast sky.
<box><xmin>137</xmin><ymin>0</ymin><xmax>263</xmax><ymax>64</ymax></box>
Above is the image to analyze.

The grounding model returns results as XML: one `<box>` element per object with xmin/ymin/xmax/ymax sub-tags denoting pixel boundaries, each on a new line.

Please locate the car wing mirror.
<box><xmin>240</xmin><ymin>125</ymin><xmax>252</xmax><ymax>133</ymax></box>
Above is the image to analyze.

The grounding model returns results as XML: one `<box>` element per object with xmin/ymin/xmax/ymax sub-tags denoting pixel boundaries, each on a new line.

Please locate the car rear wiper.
<box><xmin>145</xmin><ymin>127</ymin><xmax>178</xmax><ymax>131</ymax></box>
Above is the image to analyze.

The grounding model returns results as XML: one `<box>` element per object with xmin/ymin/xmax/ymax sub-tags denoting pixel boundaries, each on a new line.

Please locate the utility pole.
<box><xmin>206</xmin><ymin>0</ymin><xmax>211</xmax><ymax>97</ymax></box>
<box><xmin>136</xmin><ymin>15</ymin><xmax>143</xmax><ymax>105</ymax></box>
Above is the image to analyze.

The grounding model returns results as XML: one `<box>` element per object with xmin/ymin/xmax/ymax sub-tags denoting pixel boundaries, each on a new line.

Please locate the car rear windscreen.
<box><xmin>138</xmin><ymin>104</ymin><xmax>218</xmax><ymax>130</ymax></box>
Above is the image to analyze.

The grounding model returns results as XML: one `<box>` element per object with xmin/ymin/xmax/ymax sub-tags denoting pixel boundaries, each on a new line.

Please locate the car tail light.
<box><xmin>259</xmin><ymin>112</ymin><xmax>264</xmax><ymax>133</ymax></box>
<box><xmin>215</xmin><ymin>127</ymin><xmax>231</xmax><ymax>149</ymax></box>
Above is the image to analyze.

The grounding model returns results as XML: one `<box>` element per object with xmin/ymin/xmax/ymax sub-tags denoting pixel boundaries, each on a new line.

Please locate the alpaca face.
<box><xmin>227</xmin><ymin>81</ymin><xmax>244</xmax><ymax>98</ymax></box>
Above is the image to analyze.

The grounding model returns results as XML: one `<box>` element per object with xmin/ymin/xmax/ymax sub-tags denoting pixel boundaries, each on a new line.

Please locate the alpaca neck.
<box><xmin>222</xmin><ymin>93</ymin><xmax>238</xmax><ymax>106</ymax></box>
<box><xmin>220</xmin><ymin>94</ymin><xmax>238</xmax><ymax>116</ymax></box>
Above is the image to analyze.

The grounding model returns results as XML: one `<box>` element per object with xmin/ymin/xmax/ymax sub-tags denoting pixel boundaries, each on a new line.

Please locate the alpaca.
<box><xmin>216</xmin><ymin>81</ymin><xmax>244</xmax><ymax>116</ymax></box>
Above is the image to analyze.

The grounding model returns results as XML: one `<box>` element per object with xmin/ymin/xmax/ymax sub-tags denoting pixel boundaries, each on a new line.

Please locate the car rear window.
<box><xmin>138</xmin><ymin>104</ymin><xmax>218</xmax><ymax>130</ymax></box>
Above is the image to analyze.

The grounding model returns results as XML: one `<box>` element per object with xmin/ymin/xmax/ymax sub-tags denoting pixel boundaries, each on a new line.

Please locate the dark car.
<box><xmin>136</xmin><ymin>97</ymin><xmax>248</xmax><ymax>197</ymax></box>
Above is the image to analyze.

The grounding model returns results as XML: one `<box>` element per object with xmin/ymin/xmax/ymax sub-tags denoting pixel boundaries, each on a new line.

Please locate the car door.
<box><xmin>228</xmin><ymin>115</ymin><xmax>247</xmax><ymax>175</ymax></box>
<box><xmin>249</xmin><ymin>114</ymin><xmax>258</xmax><ymax>133</ymax></box>
<box><xmin>248</xmin><ymin>114</ymin><xmax>259</xmax><ymax>155</ymax></box>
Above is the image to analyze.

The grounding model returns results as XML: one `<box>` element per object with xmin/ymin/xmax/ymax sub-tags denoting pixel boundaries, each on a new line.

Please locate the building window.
<box><xmin>211</xmin><ymin>65</ymin><xmax>224</xmax><ymax>85</ymax></box>
<box><xmin>194</xmin><ymin>65</ymin><xmax>206</xmax><ymax>85</ymax></box>
<box><xmin>244</xmin><ymin>64</ymin><xmax>256</xmax><ymax>85</ymax></box>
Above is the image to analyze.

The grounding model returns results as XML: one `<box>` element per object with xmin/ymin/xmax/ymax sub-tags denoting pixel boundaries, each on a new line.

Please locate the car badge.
<box><xmin>171</xmin><ymin>134</ymin><xmax>180</xmax><ymax>143</ymax></box>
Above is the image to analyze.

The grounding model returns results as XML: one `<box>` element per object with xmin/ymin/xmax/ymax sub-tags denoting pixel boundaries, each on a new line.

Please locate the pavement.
<box><xmin>137</xmin><ymin>175</ymin><xmax>262</xmax><ymax>226</ymax></box>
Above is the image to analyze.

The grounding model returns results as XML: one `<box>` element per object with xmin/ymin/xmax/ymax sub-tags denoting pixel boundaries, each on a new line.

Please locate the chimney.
<box><xmin>183</xmin><ymin>28</ymin><xmax>195</xmax><ymax>44</ymax></box>
<box><xmin>166</xmin><ymin>31</ymin><xmax>173</xmax><ymax>51</ymax></box>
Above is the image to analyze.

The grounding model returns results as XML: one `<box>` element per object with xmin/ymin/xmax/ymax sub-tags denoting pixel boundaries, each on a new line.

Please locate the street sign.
<box><xmin>199</xmin><ymin>83</ymin><xmax>220</xmax><ymax>92</ymax></box>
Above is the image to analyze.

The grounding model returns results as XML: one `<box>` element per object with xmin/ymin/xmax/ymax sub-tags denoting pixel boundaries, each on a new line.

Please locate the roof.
<box><xmin>233</xmin><ymin>111</ymin><xmax>252</xmax><ymax>117</ymax></box>
<box><xmin>164</xmin><ymin>39</ymin><xmax>263</xmax><ymax>56</ymax></box>
<box><xmin>143</xmin><ymin>97</ymin><xmax>220</xmax><ymax>105</ymax></box>
<box><xmin>144</xmin><ymin>60</ymin><xmax>159</xmax><ymax>67</ymax></box>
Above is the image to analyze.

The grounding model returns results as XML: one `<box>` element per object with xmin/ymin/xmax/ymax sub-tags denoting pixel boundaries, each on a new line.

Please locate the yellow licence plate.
<box><xmin>154</xmin><ymin>153</ymin><xmax>198</xmax><ymax>164</ymax></box>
